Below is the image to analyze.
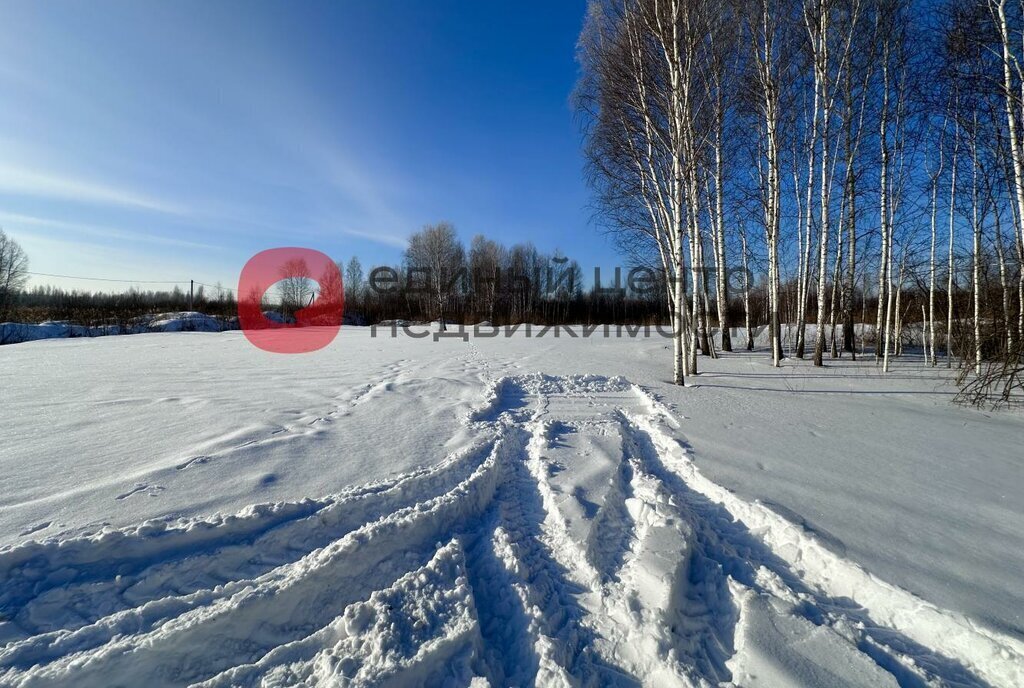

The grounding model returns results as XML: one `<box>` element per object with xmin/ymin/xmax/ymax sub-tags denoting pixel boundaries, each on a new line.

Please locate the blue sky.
<box><xmin>0</xmin><ymin>0</ymin><xmax>617</xmax><ymax>294</ymax></box>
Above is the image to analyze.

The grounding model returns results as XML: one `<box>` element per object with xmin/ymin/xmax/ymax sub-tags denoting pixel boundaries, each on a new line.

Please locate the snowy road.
<box><xmin>1</xmin><ymin>359</ymin><xmax>1022</xmax><ymax>686</ymax></box>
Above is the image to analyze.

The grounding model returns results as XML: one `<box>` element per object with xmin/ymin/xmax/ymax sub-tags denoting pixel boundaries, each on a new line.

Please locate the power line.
<box><xmin>27</xmin><ymin>271</ymin><xmax>186</xmax><ymax>284</ymax></box>
<box><xmin>195</xmin><ymin>281</ymin><xmax>237</xmax><ymax>293</ymax></box>
<box><xmin>26</xmin><ymin>271</ymin><xmax>239</xmax><ymax>294</ymax></box>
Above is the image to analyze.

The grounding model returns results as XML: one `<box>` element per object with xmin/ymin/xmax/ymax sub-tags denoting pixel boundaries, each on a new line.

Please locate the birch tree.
<box><xmin>405</xmin><ymin>223</ymin><xmax>466</xmax><ymax>330</ymax></box>
<box><xmin>747</xmin><ymin>0</ymin><xmax>789</xmax><ymax>366</ymax></box>
<box><xmin>741</xmin><ymin>223</ymin><xmax>756</xmax><ymax>349</ymax></box>
<box><xmin>948</xmin><ymin>115</ymin><xmax>960</xmax><ymax>368</ymax></box>
<box><xmin>579</xmin><ymin>0</ymin><xmax>686</xmax><ymax>383</ymax></box>
<box><xmin>807</xmin><ymin>0</ymin><xmax>863</xmax><ymax>366</ymax></box>
<box><xmin>0</xmin><ymin>228</ymin><xmax>29</xmax><ymax>322</ymax></box>
<box><xmin>990</xmin><ymin>0</ymin><xmax>1024</xmax><ymax>259</ymax></box>
<box><xmin>928</xmin><ymin>121</ymin><xmax>947</xmax><ymax>365</ymax></box>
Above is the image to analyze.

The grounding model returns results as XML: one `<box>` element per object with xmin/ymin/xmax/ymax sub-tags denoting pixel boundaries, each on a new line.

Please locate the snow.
<box><xmin>0</xmin><ymin>312</ymin><xmax>237</xmax><ymax>344</ymax></box>
<box><xmin>0</xmin><ymin>322</ymin><xmax>118</xmax><ymax>344</ymax></box>
<box><xmin>0</xmin><ymin>327</ymin><xmax>1021</xmax><ymax>686</ymax></box>
<box><xmin>138</xmin><ymin>312</ymin><xmax>228</xmax><ymax>333</ymax></box>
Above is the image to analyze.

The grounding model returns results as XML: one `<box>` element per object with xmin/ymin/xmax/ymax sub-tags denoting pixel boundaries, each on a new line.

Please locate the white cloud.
<box><xmin>0</xmin><ymin>212</ymin><xmax>220</xmax><ymax>251</ymax></box>
<box><xmin>0</xmin><ymin>165</ymin><xmax>187</xmax><ymax>215</ymax></box>
<box><xmin>341</xmin><ymin>227</ymin><xmax>408</xmax><ymax>249</ymax></box>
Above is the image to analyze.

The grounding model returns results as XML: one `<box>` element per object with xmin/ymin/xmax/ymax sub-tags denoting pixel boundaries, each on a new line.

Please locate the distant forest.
<box><xmin>5</xmin><ymin>221</ymin><xmax>993</xmax><ymax>344</ymax></box>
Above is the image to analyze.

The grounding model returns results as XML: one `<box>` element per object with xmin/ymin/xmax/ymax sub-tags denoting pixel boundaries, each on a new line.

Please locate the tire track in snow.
<box><xmin>0</xmin><ymin>438</ymin><xmax>496</xmax><ymax>636</ymax></box>
<box><xmin>461</xmin><ymin>424</ymin><xmax>621</xmax><ymax>686</ymax></box>
<box><xmin>519</xmin><ymin>382</ymin><xmax>712</xmax><ymax>687</ymax></box>
<box><xmin>1</xmin><ymin>374</ymin><xmax>1021</xmax><ymax>687</ymax></box>
<box><xmin>624</xmin><ymin>394</ymin><xmax>1024</xmax><ymax>688</ymax></box>
<box><xmin>196</xmin><ymin>538</ymin><xmax>483</xmax><ymax>687</ymax></box>
<box><xmin>0</xmin><ymin>433</ymin><xmax>506</xmax><ymax>686</ymax></box>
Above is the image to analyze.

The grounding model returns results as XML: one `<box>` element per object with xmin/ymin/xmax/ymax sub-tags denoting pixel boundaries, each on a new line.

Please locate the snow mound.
<box><xmin>1</xmin><ymin>312</ymin><xmax>236</xmax><ymax>344</ymax></box>
<box><xmin>136</xmin><ymin>312</ymin><xmax>226</xmax><ymax>332</ymax></box>
<box><xmin>0</xmin><ymin>322</ymin><xmax>120</xmax><ymax>344</ymax></box>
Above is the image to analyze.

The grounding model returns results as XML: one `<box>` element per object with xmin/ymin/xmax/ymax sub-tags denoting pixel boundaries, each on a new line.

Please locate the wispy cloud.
<box><xmin>15</xmin><ymin>230</ymin><xmax>232</xmax><ymax>290</ymax></box>
<box><xmin>0</xmin><ymin>212</ymin><xmax>219</xmax><ymax>251</ymax></box>
<box><xmin>341</xmin><ymin>227</ymin><xmax>408</xmax><ymax>249</ymax></box>
<box><xmin>0</xmin><ymin>165</ymin><xmax>187</xmax><ymax>215</ymax></box>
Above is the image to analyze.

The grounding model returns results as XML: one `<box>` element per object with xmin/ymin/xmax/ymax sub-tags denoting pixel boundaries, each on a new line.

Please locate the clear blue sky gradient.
<box><xmin>0</xmin><ymin>0</ymin><xmax>621</xmax><ymax>294</ymax></box>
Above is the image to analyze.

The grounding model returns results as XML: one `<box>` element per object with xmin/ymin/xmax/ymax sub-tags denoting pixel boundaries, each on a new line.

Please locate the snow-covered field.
<box><xmin>1</xmin><ymin>327</ymin><xmax>1022</xmax><ymax>686</ymax></box>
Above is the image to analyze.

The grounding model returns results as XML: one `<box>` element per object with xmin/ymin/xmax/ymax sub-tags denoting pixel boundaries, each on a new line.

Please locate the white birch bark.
<box><xmin>948</xmin><ymin>111</ymin><xmax>959</xmax><ymax>368</ymax></box>
<box><xmin>741</xmin><ymin>225</ymin><xmax>754</xmax><ymax>350</ymax></box>
<box><xmin>972</xmin><ymin>115</ymin><xmax>982</xmax><ymax>375</ymax></box>
<box><xmin>879</xmin><ymin>37</ymin><xmax>893</xmax><ymax>370</ymax></box>
<box><xmin>992</xmin><ymin>0</ymin><xmax>1024</xmax><ymax>258</ymax></box>
<box><xmin>995</xmin><ymin>206</ymin><xmax>1013</xmax><ymax>353</ymax></box>
<box><xmin>928</xmin><ymin>122</ymin><xmax>946</xmax><ymax>366</ymax></box>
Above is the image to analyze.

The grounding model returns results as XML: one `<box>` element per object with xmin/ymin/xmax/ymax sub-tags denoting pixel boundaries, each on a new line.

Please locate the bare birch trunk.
<box><xmin>1017</xmin><ymin>230</ymin><xmax>1024</xmax><ymax>352</ymax></box>
<box><xmin>879</xmin><ymin>39</ymin><xmax>892</xmax><ymax>370</ymax></box>
<box><xmin>928</xmin><ymin>125</ymin><xmax>945</xmax><ymax>366</ymax></box>
<box><xmin>796</xmin><ymin>113</ymin><xmax>816</xmax><ymax>359</ymax></box>
<box><xmin>948</xmin><ymin>114</ymin><xmax>959</xmax><ymax>368</ymax></box>
<box><xmin>993</xmin><ymin>0</ymin><xmax>1024</xmax><ymax>261</ymax></box>
<box><xmin>808</xmin><ymin>0</ymin><xmax>834</xmax><ymax>367</ymax></box>
<box><xmin>709</xmin><ymin>81</ymin><xmax>732</xmax><ymax>352</ymax></box>
<box><xmin>972</xmin><ymin>120</ymin><xmax>983</xmax><ymax>375</ymax></box>
<box><xmin>922</xmin><ymin>304</ymin><xmax>928</xmax><ymax>358</ymax></box>
<box><xmin>741</xmin><ymin>226</ymin><xmax>754</xmax><ymax>350</ymax></box>
<box><xmin>674</xmin><ymin>259</ymin><xmax>688</xmax><ymax>385</ymax></box>
<box><xmin>994</xmin><ymin>207</ymin><xmax>1013</xmax><ymax>353</ymax></box>
<box><xmin>751</xmin><ymin>0</ymin><xmax>783</xmax><ymax>366</ymax></box>
<box><xmin>893</xmin><ymin>259</ymin><xmax>904</xmax><ymax>357</ymax></box>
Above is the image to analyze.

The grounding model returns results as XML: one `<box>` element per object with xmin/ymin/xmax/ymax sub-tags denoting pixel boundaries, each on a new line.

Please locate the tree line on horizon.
<box><xmin>0</xmin><ymin>218</ymin><xmax>1006</xmax><ymax>354</ymax></box>
<box><xmin>1</xmin><ymin>224</ymin><xmax>671</xmax><ymax>329</ymax></box>
<box><xmin>250</xmin><ymin>222</ymin><xmax>672</xmax><ymax>328</ymax></box>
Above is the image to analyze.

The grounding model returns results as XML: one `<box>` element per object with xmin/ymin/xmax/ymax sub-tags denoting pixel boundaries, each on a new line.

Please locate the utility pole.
<box><xmin>189</xmin><ymin>279</ymin><xmax>194</xmax><ymax>311</ymax></box>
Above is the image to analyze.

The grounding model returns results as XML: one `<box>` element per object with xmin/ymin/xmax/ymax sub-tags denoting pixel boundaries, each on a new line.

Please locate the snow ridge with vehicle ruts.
<box><xmin>0</xmin><ymin>374</ymin><xmax>1020</xmax><ymax>687</ymax></box>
